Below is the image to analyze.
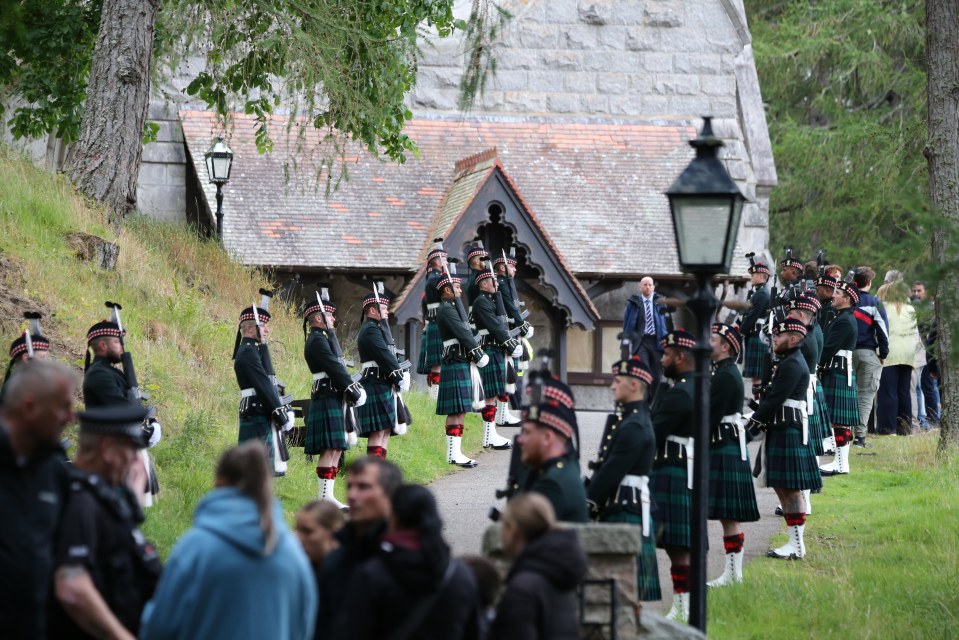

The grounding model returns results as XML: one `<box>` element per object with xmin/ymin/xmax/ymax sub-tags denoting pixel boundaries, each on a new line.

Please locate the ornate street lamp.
<box><xmin>204</xmin><ymin>137</ymin><xmax>234</xmax><ymax>240</ymax></box>
<box><xmin>665</xmin><ymin>116</ymin><xmax>746</xmax><ymax>633</ymax></box>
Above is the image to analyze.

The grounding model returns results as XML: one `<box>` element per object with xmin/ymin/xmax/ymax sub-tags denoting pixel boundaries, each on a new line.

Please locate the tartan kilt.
<box><xmin>601</xmin><ymin>511</ymin><xmax>661</xmax><ymax>602</ymax></box>
<box><xmin>708</xmin><ymin>441</ymin><xmax>760</xmax><ymax>522</ymax></box>
<box><xmin>480</xmin><ymin>347</ymin><xmax>506</xmax><ymax>398</ymax></box>
<box><xmin>436</xmin><ymin>360</ymin><xmax>473</xmax><ymax>416</ymax></box>
<box><xmin>765</xmin><ymin>427</ymin><xmax>823</xmax><ymax>491</ymax></box>
<box><xmin>822</xmin><ymin>369</ymin><xmax>860</xmax><ymax>426</ymax></box>
<box><xmin>239</xmin><ymin>414</ymin><xmax>275</xmax><ymax>464</ymax></box>
<box><xmin>355</xmin><ymin>379</ymin><xmax>395</xmax><ymax>436</ymax></box>
<box><xmin>808</xmin><ymin>380</ymin><xmax>830</xmax><ymax>455</ymax></box>
<box><xmin>305</xmin><ymin>391</ymin><xmax>348</xmax><ymax>454</ymax></box>
<box><xmin>416</xmin><ymin>322</ymin><xmax>443</xmax><ymax>374</ymax></box>
<box><xmin>742</xmin><ymin>335</ymin><xmax>766</xmax><ymax>378</ymax></box>
<box><xmin>650</xmin><ymin>464</ymin><xmax>691</xmax><ymax>549</ymax></box>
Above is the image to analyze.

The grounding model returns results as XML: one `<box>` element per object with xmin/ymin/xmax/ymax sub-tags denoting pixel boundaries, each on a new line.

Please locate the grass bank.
<box><xmin>709</xmin><ymin>432</ymin><xmax>959</xmax><ymax>639</ymax></box>
<box><xmin>0</xmin><ymin>147</ymin><xmax>481</xmax><ymax>554</ymax></box>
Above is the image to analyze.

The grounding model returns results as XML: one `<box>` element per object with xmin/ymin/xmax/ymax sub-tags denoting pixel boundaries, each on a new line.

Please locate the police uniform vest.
<box><xmin>49</xmin><ymin>470</ymin><xmax>161</xmax><ymax>638</ymax></box>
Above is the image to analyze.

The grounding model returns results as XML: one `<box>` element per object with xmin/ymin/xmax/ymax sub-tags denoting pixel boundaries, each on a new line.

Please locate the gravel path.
<box><xmin>430</xmin><ymin>410</ymin><xmax>786</xmax><ymax>613</ymax></box>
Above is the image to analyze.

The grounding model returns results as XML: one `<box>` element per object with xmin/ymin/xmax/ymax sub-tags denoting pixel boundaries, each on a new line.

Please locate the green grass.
<box><xmin>708</xmin><ymin>433</ymin><xmax>959</xmax><ymax>639</ymax></box>
<box><xmin>0</xmin><ymin>146</ymin><xmax>482</xmax><ymax>554</ymax></box>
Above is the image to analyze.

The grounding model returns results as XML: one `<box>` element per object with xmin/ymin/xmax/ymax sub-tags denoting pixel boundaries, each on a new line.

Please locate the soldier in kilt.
<box><xmin>706</xmin><ymin>324</ymin><xmax>760</xmax><ymax>586</ymax></box>
<box><xmin>586</xmin><ymin>355</ymin><xmax>661</xmax><ymax>602</ymax></box>
<box><xmin>746</xmin><ymin>319</ymin><xmax>821</xmax><ymax>560</ymax></box>
<box><xmin>494</xmin><ymin>251</ymin><xmax>533</xmax><ymax>426</ymax></box>
<box><xmin>471</xmin><ymin>269</ymin><xmax>523</xmax><ymax>450</ymax></box>
<box><xmin>815</xmin><ymin>270</ymin><xmax>840</xmax><ymax>336</ymax></box>
<box><xmin>650</xmin><ymin>329</ymin><xmax>697</xmax><ymax>622</ymax></box>
<box><xmin>303</xmin><ymin>297</ymin><xmax>365</xmax><ymax>508</ymax></box>
<box><xmin>435</xmin><ymin>273</ymin><xmax>489</xmax><ymax>467</ymax></box>
<box><xmin>417</xmin><ymin>240</ymin><xmax>448</xmax><ymax>400</ymax></box>
<box><xmin>741</xmin><ymin>260</ymin><xmax>771</xmax><ymax>387</ymax></box>
<box><xmin>233</xmin><ymin>305</ymin><xmax>292</xmax><ymax>472</ymax></box>
<box><xmin>819</xmin><ymin>281</ymin><xmax>860</xmax><ymax>476</ymax></box>
<box><xmin>355</xmin><ymin>290</ymin><xmax>407</xmax><ymax>460</ymax></box>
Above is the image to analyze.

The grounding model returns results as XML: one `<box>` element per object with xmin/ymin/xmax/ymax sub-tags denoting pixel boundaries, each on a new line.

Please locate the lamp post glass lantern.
<box><xmin>204</xmin><ymin>138</ymin><xmax>234</xmax><ymax>239</ymax></box>
<box><xmin>664</xmin><ymin>116</ymin><xmax>746</xmax><ymax>633</ymax></box>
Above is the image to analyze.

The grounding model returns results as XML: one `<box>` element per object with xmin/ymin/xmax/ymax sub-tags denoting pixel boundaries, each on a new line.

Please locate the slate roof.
<box><xmin>180</xmin><ymin>109</ymin><xmax>750</xmax><ymax>277</ymax></box>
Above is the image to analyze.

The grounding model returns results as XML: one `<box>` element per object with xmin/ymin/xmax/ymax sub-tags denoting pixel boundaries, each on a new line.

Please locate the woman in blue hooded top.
<box><xmin>140</xmin><ymin>442</ymin><xmax>317</xmax><ymax>640</ymax></box>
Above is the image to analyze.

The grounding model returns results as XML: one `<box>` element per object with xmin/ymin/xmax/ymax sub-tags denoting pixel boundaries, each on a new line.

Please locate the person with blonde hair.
<box><xmin>875</xmin><ymin>279</ymin><xmax>921</xmax><ymax>435</ymax></box>
<box><xmin>140</xmin><ymin>443</ymin><xmax>316</xmax><ymax>640</ymax></box>
<box><xmin>490</xmin><ymin>493</ymin><xmax>587</xmax><ymax>640</ymax></box>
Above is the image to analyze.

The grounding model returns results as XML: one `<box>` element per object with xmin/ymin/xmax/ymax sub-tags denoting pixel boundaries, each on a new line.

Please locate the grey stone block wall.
<box><xmin>137</xmin><ymin>100</ymin><xmax>189</xmax><ymax>224</ymax></box>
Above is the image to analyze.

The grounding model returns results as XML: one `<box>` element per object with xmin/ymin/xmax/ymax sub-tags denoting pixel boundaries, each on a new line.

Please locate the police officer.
<box><xmin>417</xmin><ymin>239</ymin><xmax>448</xmax><ymax>400</ymax></box>
<box><xmin>470</xmin><ymin>268</ymin><xmax>521</xmax><ymax>450</ymax></box>
<box><xmin>650</xmin><ymin>329</ymin><xmax>696</xmax><ymax>622</ymax></box>
<box><xmin>303</xmin><ymin>295</ymin><xmax>365</xmax><ymax>508</ymax></box>
<box><xmin>706</xmin><ymin>324</ymin><xmax>759</xmax><ymax>586</ymax></box>
<box><xmin>586</xmin><ymin>354</ymin><xmax>660</xmax><ymax>602</ymax></box>
<box><xmin>233</xmin><ymin>305</ymin><xmax>293</xmax><ymax>473</ymax></box>
<box><xmin>355</xmin><ymin>288</ymin><xmax>408</xmax><ymax>460</ymax></box>
<box><xmin>517</xmin><ymin>376</ymin><xmax>588</xmax><ymax>523</ymax></box>
<box><xmin>49</xmin><ymin>404</ymin><xmax>162</xmax><ymax>640</ymax></box>
<box><xmin>0</xmin><ymin>361</ymin><xmax>76</xmax><ymax>640</ymax></box>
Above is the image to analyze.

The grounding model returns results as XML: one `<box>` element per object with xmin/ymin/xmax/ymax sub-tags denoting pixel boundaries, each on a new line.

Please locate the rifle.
<box><xmin>816</xmin><ymin>249</ymin><xmax>825</xmax><ymax>279</ymax></box>
<box><xmin>104</xmin><ymin>302</ymin><xmax>150</xmax><ymax>406</ymax></box>
<box><xmin>252</xmin><ymin>294</ymin><xmax>291</xmax><ymax>465</ymax></box>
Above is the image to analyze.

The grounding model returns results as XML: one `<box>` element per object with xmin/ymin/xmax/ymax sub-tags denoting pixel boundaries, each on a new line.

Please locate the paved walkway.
<box><xmin>430</xmin><ymin>411</ymin><xmax>785</xmax><ymax>614</ymax></box>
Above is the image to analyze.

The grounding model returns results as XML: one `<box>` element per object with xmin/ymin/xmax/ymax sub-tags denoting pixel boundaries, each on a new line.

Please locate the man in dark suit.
<box><xmin>623</xmin><ymin>277</ymin><xmax>668</xmax><ymax>400</ymax></box>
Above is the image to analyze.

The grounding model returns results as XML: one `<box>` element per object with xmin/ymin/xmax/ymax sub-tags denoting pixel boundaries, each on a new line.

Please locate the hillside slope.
<box><xmin>0</xmin><ymin>147</ymin><xmax>481</xmax><ymax>552</ymax></box>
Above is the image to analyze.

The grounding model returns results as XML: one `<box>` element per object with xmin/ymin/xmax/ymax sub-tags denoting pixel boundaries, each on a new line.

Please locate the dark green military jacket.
<box><xmin>800</xmin><ymin>322</ymin><xmax>824</xmax><ymax>373</ymax></box>
<box><xmin>710</xmin><ymin>358</ymin><xmax>744</xmax><ymax>431</ymax></box>
<box><xmin>465</xmin><ymin>269</ymin><xmax>482</xmax><ymax>309</ymax></box>
<box><xmin>83</xmin><ymin>356</ymin><xmax>130</xmax><ymax>407</ymax></box>
<box><xmin>305</xmin><ymin>328</ymin><xmax>353</xmax><ymax>392</ymax></box>
<box><xmin>436</xmin><ymin>299</ymin><xmax>480</xmax><ymax>361</ymax></box>
<box><xmin>357</xmin><ymin>319</ymin><xmax>402</xmax><ymax>377</ymax></box>
<box><xmin>818</xmin><ymin>298</ymin><xmax>836</xmax><ymax>331</ymax></box>
<box><xmin>524</xmin><ymin>454</ymin><xmax>589</xmax><ymax>523</ymax></box>
<box><xmin>587</xmin><ymin>400</ymin><xmax>655</xmax><ymax>512</ymax></box>
<box><xmin>820</xmin><ymin>307</ymin><xmax>857</xmax><ymax>367</ymax></box>
<box><xmin>234</xmin><ymin>337</ymin><xmax>283</xmax><ymax>416</ymax></box>
<box><xmin>421</xmin><ymin>268</ymin><xmax>443</xmax><ymax>319</ymax></box>
<box><xmin>497</xmin><ymin>274</ymin><xmax>524</xmax><ymax>329</ymax></box>
<box><xmin>651</xmin><ymin>376</ymin><xmax>694</xmax><ymax>445</ymax></box>
<box><xmin>470</xmin><ymin>292</ymin><xmax>511</xmax><ymax>348</ymax></box>
<box><xmin>753</xmin><ymin>348</ymin><xmax>809</xmax><ymax>429</ymax></box>
<box><xmin>741</xmin><ymin>284</ymin><xmax>770</xmax><ymax>335</ymax></box>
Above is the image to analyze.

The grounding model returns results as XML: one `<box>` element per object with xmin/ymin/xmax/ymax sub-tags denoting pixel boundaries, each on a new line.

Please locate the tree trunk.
<box><xmin>925</xmin><ymin>0</ymin><xmax>959</xmax><ymax>453</ymax></box>
<box><xmin>64</xmin><ymin>0</ymin><xmax>160</xmax><ymax>224</ymax></box>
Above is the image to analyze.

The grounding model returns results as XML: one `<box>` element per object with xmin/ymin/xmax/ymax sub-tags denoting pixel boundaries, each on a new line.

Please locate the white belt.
<box><xmin>312</xmin><ymin>372</ymin><xmax>328</xmax><ymax>381</ymax></box>
<box><xmin>477</xmin><ymin>329</ymin><xmax>489</xmax><ymax>336</ymax></box>
<box><xmin>442</xmin><ymin>339</ymin><xmax>458</xmax><ymax>347</ymax></box>
<box><xmin>836</xmin><ymin>349</ymin><xmax>853</xmax><ymax>386</ymax></box>
<box><xmin>721</xmin><ymin>413</ymin><xmax>747</xmax><ymax>461</ymax></box>
<box><xmin>426</xmin><ymin>303</ymin><xmax>439</xmax><ymax>310</ymax></box>
<box><xmin>620</xmin><ymin>474</ymin><xmax>651</xmax><ymax>537</ymax></box>
<box><xmin>784</xmin><ymin>398</ymin><xmax>809</xmax><ymax>445</ymax></box>
<box><xmin>361</xmin><ymin>361</ymin><xmax>378</xmax><ymax>369</ymax></box>
<box><xmin>666</xmin><ymin>435</ymin><xmax>694</xmax><ymax>489</ymax></box>
<box><xmin>240</xmin><ymin>388</ymin><xmax>256</xmax><ymax>398</ymax></box>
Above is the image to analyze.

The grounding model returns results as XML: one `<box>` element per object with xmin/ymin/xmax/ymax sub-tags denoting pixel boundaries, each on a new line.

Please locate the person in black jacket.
<box><xmin>331</xmin><ymin>484</ymin><xmax>481</xmax><ymax>640</ymax></box>
<box><xmin>740</xmin><ymin>261</ymin><xmax>771</xmax><ymax>390</ymax></box>
<box><xmin>490</xmin><ymin>492</ymin><xmax>587</xmax><ymax>640</ymax></box>
<box><xmin>818</xmin><ymin>282</ymin><xmax>861</xmax><ymax>476</ymax></box>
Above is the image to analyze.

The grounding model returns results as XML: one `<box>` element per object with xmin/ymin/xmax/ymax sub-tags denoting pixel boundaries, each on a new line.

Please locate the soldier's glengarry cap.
<box><xmin>303</xmin><ymin>300</ymin><xmax>335</xmax><ymax>319</ymax></box>
<box><xmin>789</xmin><ymin>292</ymin><xmax>822</xmax><ymax>314</ymax></box>
<box><xmin>492</xmin><ymin>255</ymin><xmax>517</xmax><ymax>267</ymax></box>
<box><xmin>711</xmin><ymin>323</ymin><xmax>742</xmax><ymax>356</ymax></box>
<box><xmin>10</xmin><ymin>334</ymin><xmax>51</xmax><ymax>359</ymax></box>
<box><xmin>475</xmin><ymin>270</ymin><xmax>496</xmax><ymax>285</ymax></box>
<box><xmin>748</xmin><ymin>261</ymin><xmax>771</xmax><ymax>276</ymax></box>
<box><xmin>78</xmin><ymin>404</ymin><xmax>151</xmax><ymax>448</ymax></box>
<box><xmin>779</xmin><ymin>257</ymin><xmax>804</xmax><ymax>272</ymax></box>
<box><xmin>435</xmin><ymin>273</ymin><xmax>461</xmax><ymax>292</ymax></box>
<box><xmin>238</xmin><ymin>306</ymin><xmax>271</xmax><ymax>324</ymax></box>
<box><xmin>86</xmin><ymin>321</ymin><xmax>123</xmax><ymax>343</ymax></box>
<box><xmin>524</xmin><ymin>377</ymin><xmax>577</xmax><ymax>441</ymax></box>
<box><xmin>661</xmin><ymin>329</ymin><xmax>697</xmax><ymax>351</ymax></box>
<box><xmin>836</xmin><ymin>281</ymin><xmax>860</xmax><ymax>305</ymax></box>
<box><xmin>362</xmin><ymin>291</ymin><xmax>391</xmax><ymax>311</ymax></box>
<box><xmin>815</xmin><ymin>274</ymin><xmax>839</xmax><ymax>288</ymax></box>
<box><xmin>612</xmin><ymin>355</ymin><xmax>653</xmax><ymax>384</ymax></box>
<box><xmin>466</xmin><ymin>243</ymin><xmax>488</xmax><ymax>263</ymax></box>
<box><xmin>426</xmin><ymin>237</ymin><xmax>448</xmax><ymax>264</ymax></box>
<box><xmin>772</xmin><ymin>318</ymin><xmax>808</xmax><ymax>337</ymax></box>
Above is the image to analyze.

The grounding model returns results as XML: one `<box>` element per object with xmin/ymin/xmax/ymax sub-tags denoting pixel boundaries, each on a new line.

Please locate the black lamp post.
<box><xmin>665</xmin><ymin>116</ymin><xmax>745</xmax><ymax>633</ymax></box>
<box><xmin>204</xmin><ymin>137</ymin><xmax>234</xmax><ymax>240</ymax></box>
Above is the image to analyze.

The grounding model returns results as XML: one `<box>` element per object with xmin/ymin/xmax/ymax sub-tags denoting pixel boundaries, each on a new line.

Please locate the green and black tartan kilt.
<box><xmin>808</xmin><ymin>380</ymin><xmax>829</xmax><ymax>456</ymax></box>
<box><xmin>436</xmin><ymin>360</ymin><xmax>474</xmax><ymax>416</ymax></box>
<box><xmin>355</xmin><ymin>378</ymin><xmax>395</xmax><ymax>436</ymax></box>
<box><xmin>480</xmin><ymin>347</ymin><xmax>506</xmax><ymax>398</ymax></box>
<box><xmin>417</xmin><ymin>322</ymin><xmax>444</xmax><ymax>374</ymax></box>
<box><xmin>765</xmin><ymin>426</ymin><xmax>823</xmax><ymax>491</ymax></box>
<box><xmin>650</xmin><ymin>464</ymin><xmax>691</xmax><ymax>549</ymax></box>
<box><xmin>822</xmin><ymin>369</ymin><xmax>859</xmax><ymax>426</ymax></box>
<box><xmin>239</xmin><ymin>414</ymin><xmax>275</xmax><ymax>464</ymax></box>
<box><xmin>708</xmin><ymin>440</ymin><xmax>760</xmax><ymax>522</ymax></box>
<box><xmin>602</xmin><ymin>511</ymin><xmax>662</xmax><ymax>601</ymax></box>
<box><xmin>742</xmin><ymin>335</ymin><xmax>766</xmax><ymax>378</ymax></box>
<box><xmin>306</xmin><ymin>390</ymin><xmax>348</xmax><ymax>454</ymax></box>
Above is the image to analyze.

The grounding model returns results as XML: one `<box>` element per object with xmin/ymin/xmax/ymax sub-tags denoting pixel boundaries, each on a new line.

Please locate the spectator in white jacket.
<box><xmin>875</xmin><ymin>279</ymin><xmax>921</xmax><ymax>435</ymax></box>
